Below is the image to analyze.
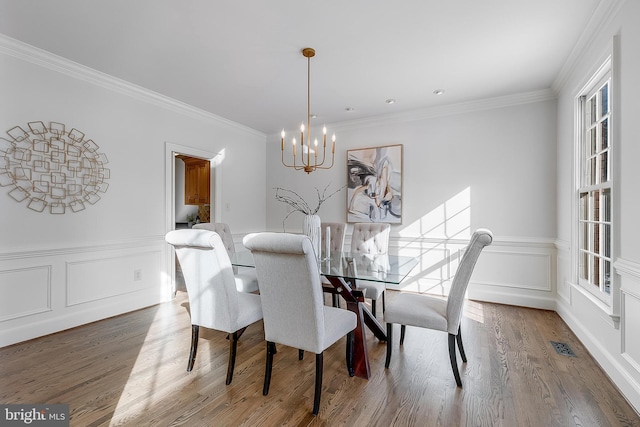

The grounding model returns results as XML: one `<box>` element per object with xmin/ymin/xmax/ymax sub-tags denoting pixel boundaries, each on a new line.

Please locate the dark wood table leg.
<box><xmin>343</xmin><ymin>278</ymin><xmax>387</xmax><ymax>342</ymax></box>
<box><xmin>324</xmin><ymin>276</ymin><xmax>376</xmax><ymax>379</ymax></box>
<box><xmin>344</xmin><ymin>298</ymin><xmax>370</xmax><ymax>379</ymax></box>
<box><xmin>361</xmin><ymin>304</ymin><xmax>387</xmax><ymax>342</ymax></box>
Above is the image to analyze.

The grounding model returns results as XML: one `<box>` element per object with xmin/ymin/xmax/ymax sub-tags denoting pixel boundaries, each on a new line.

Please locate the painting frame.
<box><xmin>346</xmin><ymin>144</ymin><xmax>402</xmax><ymax>224</ymax></box>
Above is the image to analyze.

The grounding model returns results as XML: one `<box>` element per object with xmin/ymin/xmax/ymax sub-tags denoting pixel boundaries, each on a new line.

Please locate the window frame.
<box><xmin>576</xmin><ymin>72</ymin><xmax>615</xmax><ymax>306</ymax></box>
<box><xmin>571</xmin><ymin>49</ymin><xmax>621</xmax><ymax>320</ymax></box>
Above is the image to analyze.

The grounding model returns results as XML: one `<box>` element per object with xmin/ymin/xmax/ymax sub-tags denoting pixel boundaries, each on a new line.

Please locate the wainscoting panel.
<box><xmin>0</xmin><ymin>237</ymin><xmax>167</xmax><ymax>347</ymax></box>
<box><xmin>67</xmin><ymin>250</ymin><xmax>162</xmax><ymax>306</ymax></box>
<box><xmin>383</xmin><ymin>235</ymin><xmax>556</xmax><ymax>308</ymax></box>
<box><xmin>472</xmin><ymin>251</ymin><xmax>552</xmax><ymax>291</ymax></box>
<box><xmin>622</xmin><ymin>288</ymin><xmax>640</xmax><ymax>374</ymax></box>
<box><xmin>0</xmin><ymin>266</ymin><xmax>51</xmax><ymax>321</ymax></box>
<box><xmin>555</xmin><ymin>241</ymin><xmax>571</xmax><ymax>304</ymax></box>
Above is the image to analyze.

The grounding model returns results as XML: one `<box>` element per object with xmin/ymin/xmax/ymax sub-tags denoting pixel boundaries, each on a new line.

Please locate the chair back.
<box><xmin>193</xmin><ymin>222</ymin><xmax>238</xmax><ymax>273</ymax></box>
<box><xmin>321</xmin><ymin>222</ymin><xmax>347</xmax><ymax>254</ymax></box>
<box><xmin>350</xmin><ymin>222</ymin><xmax>391</xmax><ymax>255</ymax></box>
<box><xmin>446</xmin><ymin>229</ymin><xmax>493</xmax><ymax>334</ymax></box>
<box><xmin>165</xmin><ymin>229</ymin><xmax>241</xmax><ymax>333</ymax></box>
<box><xmin>243</xmin><ymin>232</ymin><xmax>326</xmax><ymax>353</ymax></box>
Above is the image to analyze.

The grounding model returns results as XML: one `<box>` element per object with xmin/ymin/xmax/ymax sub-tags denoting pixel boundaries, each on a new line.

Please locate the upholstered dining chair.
<box><xmin>321</xmin><ymin>222</ymin><xmax>347</xmax><ymax>257</ymax></box>
<box><xmin>243</xmin><ymin>232</ymin><xmax>357</xmax><ymax>416</ymax></box>
<box><xmin>384</xmin><ymin>228</ymin><xmax>493</xmax><ymax>387</ymax></box>
<box><xmin>193</xmin><ymin>222</ymin><xmax>259</xmax><ymax>293</ymax></box>
<box><xmin>165</xmin><ymin>229</ymin><xmax>263</xmax><ymax>385</ymax></box>
<box><xmin>320</xmin><ymin>222</ymin><xmax>347</xmax><ymax>307</ymax></box>
<box><xmin>349</xmin><ymin>222</ymin><xmax>391</xmax><ymax>317</ymax></box>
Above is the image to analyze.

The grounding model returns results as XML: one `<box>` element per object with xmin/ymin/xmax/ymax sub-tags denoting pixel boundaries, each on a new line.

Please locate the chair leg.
<box><xmin>263</xmin><ymin>341</ymin><xmax>276</xmax><ymax>395</ymax></box>
<box><xmin>456</xmin><ymin>326</ymin><xmax>467</xmax><ymax>363</ymax></box>
<box><xmin>332</xmin><ymin>294</ymin><xmax>341</xmax><ymax>308</ymax></box>
<box><xmin>187</xmin><ymin>325</ymin><xmax>199</xmax><ymax>372</ymax></box>
<box><xmin>385</xmin><ymin>322</ymin><xmax>393</xmax><ymax>368</ymax></box>
<box><xmin>346</xmin><ymin>331</ymin><xmax>354</xmax><ymax>376</ymax></box>
<box><xmin>313</xmin><ymin>353</ymin><xmax>323</xmax><ymax>415</ymax></box>
<box><xmin>371</xmin><ymin>299</ymin><xmax>377</xmax><ymax>317</ymax></box>
<box><xmin>448</xmin><ymin>333</ymin><xmax>462</xmax><ymax>387</ymax></box>
<box><xmin>382</xmin><ymin>291</ymin><xmax>386</xmax><ymax>313</ymax></box>
<box><xmin>400</xmin><ymin>324</ymin><xmax>406</xmax><ymax>345</ymax></box>
<box><xmin>225</xmin><ymin>331</ymin><xmax>239</xmax><ymax>385</ymax></box>
<box><xmin>299</xmin><ymin>349</ymin><xmax>304</xmax><ymax>360</ymax></box>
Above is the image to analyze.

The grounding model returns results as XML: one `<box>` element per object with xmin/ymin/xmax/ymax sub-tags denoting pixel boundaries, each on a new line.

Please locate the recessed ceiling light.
<box><xmin>385</xmin><ymin>99</ymin><xmax>396</xmax><ymax>104</ymax></box>
<box><xmin>345</xmin><ymin>107</ymin><xmax>355</xmax><ymax>112</ymax></box>
<box><xmin>433</xmin><ymin>89</ymin><xmax>445</xmax><ymax>95</ymax></box>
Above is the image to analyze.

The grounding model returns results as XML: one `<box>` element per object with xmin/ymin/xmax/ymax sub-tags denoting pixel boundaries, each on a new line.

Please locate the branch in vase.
<box><xmin>274</xmin><ymin>183</ymin><xmax>345</xmax><ymax>231</ymax></box>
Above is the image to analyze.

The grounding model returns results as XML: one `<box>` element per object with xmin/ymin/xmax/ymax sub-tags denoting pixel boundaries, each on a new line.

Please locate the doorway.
<box><xmin>165</xmin><ymin>142</ymin><xmax>222</xmax><ymax>296</ymax></box>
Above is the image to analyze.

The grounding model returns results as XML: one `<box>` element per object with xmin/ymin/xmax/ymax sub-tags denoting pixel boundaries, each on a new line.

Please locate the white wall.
<box><xmin>0</xmin><ymin>37</ymin><xmax>267</xmax><ymax>346</ymax></box>
<box><xmin>3</xmin><ymin>0</ymin><xmax>639</xmax><ymax>412</ymax></box>
<box><xmin>555</xmin><ymin>0</ymin><xmax>640</xmax><ymax>412</ymax></box>
<box><xmin>266</xmin><ymin>95</ymin><xmax>558</xmax><ymax>305</ymax></box>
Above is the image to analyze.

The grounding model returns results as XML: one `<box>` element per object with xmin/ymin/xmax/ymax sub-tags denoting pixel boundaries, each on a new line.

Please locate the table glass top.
<box><xmin>231</xmin><ymin>251</ymin><xmax>418</xmax><ymax>285</ymax></box>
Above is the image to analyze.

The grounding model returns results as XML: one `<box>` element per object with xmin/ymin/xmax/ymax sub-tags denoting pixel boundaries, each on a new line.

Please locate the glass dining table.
<box><xmin>231</xmin><ymin>250</ymin><xmax>419</xmax><ymax>379</ymax></box>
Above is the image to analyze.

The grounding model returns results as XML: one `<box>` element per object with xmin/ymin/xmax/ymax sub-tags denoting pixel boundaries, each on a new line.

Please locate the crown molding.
<box><xmin>552</xmin><ymin>0</ymin><xmax>626</xmax><ymax>93</ymax></box>
<box><xmin>0</xmin><ymin>34</ymin><xmax>265</xmax><ymax>139</ymax></box>
<box><xmin>324</xmin><ymin>89</ymin><xmax>556</xmax><ymax>134</ymax></box>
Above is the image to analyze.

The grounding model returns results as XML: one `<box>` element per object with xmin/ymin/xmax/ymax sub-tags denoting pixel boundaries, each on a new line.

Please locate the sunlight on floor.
<box><xmin>464</xmin><ymin>300</ymin><xmax>486</xmax><ymax>324</ymax></box>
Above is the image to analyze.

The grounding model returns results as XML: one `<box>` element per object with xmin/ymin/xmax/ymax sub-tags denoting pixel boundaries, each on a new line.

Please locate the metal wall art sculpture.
<box><xmin>0</xmin><ymin>121</ymin><xmax>110</xmax><ymax>214</ymax></box>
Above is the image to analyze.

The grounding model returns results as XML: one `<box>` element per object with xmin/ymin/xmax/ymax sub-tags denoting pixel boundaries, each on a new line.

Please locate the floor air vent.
<box><xmin>551</xmin><ymin>341</ymin><xmax>576</xmax><ymax>357</ymax></box>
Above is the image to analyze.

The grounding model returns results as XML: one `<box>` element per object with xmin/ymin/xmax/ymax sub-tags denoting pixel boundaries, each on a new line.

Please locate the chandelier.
<box><xmin>281</xmin><ymin>48</ymin><xmax>335</xmax><ymax>174</ymax></box>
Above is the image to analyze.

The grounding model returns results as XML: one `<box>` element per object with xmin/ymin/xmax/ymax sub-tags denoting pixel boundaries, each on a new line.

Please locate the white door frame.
<box><xmin>164</xmin><ymin>142</ymin><xmax>223</xmax><ymax>295</ymax></box>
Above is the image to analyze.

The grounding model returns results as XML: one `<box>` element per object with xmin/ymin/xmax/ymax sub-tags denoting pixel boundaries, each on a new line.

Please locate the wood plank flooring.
<box><xmin>1</xmin><ymin>290</ymin><xmax>639</xmax><ymax>426</ymax></box>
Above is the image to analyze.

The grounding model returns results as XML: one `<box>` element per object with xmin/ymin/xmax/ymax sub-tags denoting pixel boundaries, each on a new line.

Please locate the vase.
<box><xmin>303</xmin><ymin>214</ymin><xmax>321</xmax><ymax>260</ymax></box>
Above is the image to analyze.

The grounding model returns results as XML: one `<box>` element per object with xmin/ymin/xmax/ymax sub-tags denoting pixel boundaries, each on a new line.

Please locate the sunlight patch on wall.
<box><xmin>395</xmin><ymin>187</ymin><xmax>471</xmax><ymax>295</ymax></box>
<box><xmin>399</xmin><ymin>187</ymin><xmax>471</xmax><ymax>239</ymax></box>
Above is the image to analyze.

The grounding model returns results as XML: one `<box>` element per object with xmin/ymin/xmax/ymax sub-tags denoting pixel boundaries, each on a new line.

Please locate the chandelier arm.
<box><xmin>316</xmin><ymin>154</ymin><xmax>335</xmax><ymax>170</ymax></box>
<box><xmin>314</xmin><ymin>146</ymin><xmax>327</xmax><ymax>167</ymax></box>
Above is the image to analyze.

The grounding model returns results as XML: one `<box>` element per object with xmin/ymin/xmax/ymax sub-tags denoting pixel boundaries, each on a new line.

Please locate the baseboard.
<box><xmin>467</xmin><ymin>287</ymin><xmax>556</xmax><ymax>311</ymax></box>
<box><xmin>556</xmin><ymin>297</ymin><xmax>640</xmax><ymax>413</ymax></box>
<box><xmin>0</xmin><ymin>289</ymin><xmax>163</xmax><ymax>347</ymax></box>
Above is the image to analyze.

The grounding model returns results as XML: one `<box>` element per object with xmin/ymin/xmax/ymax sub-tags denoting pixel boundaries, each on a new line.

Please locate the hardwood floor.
<box><xmin>1</xmin><ymin>290</ymin><xmax>639</xmax><ymax>426</ymax></box>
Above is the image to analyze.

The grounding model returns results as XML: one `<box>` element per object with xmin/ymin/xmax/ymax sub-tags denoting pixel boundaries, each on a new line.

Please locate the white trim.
<box><xmin>0</xmin><ymin>265</ymin><xmax>52</xmax><ymax>322</ymax></box>
<box><xmin>552</xmin><ymin>0</ymin><xmax>626</xmax><ymax>93</ymax></box>
<box><xmin>467</xmin><ymin>287</ymin><xmax>556</xmax><ymax>311</ymax></box>
<box><xmin>0</xmin><ymin>290</ymin><xmax>162</xmax><ymax>347</ymax></box>
<box><xmin>474</xmin><ymin>253</ymin><xmax>553</xmax><ymax>292</ymax></box>
<box><xmin>570</xmin><ymin>280</ymin><xmax>618</xmax><ymax>327</ymax></box>
<box><xmin>571</xmin><ymin>43</ymin><xmax>618</xmax><ymax>317</ymax></box>
<box><xmin>0</xmin><ymin>236</ymin><xmax>163</xmax><ymax>260</ymax></box>
<box><xmin>556</xmin><ymin>294</ymin><xmax>640</xmax><ymax>411</ymax></box>
<box><xmin>0</xmin><ymin>34</ymin><xmax>264</xmax><ymax>138</ymax></box>
<box><xmin>322</xmin><ymin>89</ymin><xmax>556</xmax><ymax>135</ymax></box>
<box><xmin>164</xmin><ymin>142</ymin><xmax>223</xmax><ymax>294</ymax></box>
<box><xmin>65</xmin><ymin>249</ymin><xmax>162</xmax><ymax>306</ymax></box>
<box><xmin>621</xmin><ymin>289</ymin><xmax>640</xmax><ymax>373</ymax></box>
<box><xmin>617</xmin><ymin>258</ymin><xmax>640</xmax><ymax>286</ymax></box>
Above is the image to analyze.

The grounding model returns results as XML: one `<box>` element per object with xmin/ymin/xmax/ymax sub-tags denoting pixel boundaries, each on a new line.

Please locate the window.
<box><xmin>577</xmin><ymin>65</ymin><xmax>612</xmax><ymax>299</ymax></box>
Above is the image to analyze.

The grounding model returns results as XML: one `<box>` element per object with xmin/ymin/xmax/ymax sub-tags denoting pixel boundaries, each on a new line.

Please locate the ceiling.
<box><xmin>0</xmin><ymin>0</ymin><xmax>603</xmax><ymax>136</ymax></box>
